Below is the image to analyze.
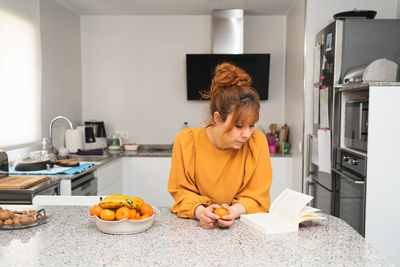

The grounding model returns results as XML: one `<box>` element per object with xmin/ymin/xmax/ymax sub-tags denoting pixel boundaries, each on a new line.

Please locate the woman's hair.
<box><xmin>201</xmin><ymin>62</ymin><xmax>260</xmax><ymax>136</ymax></box>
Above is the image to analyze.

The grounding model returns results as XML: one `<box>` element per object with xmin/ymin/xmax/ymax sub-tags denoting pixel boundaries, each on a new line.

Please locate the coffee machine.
<box><xmin>79</xmin><ymin>121</ymin><xmax>107</xmax><ymax>150</ymax></box>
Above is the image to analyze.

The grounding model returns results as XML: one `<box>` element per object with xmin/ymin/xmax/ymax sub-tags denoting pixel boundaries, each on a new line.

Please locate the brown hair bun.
<box><xmin>202</xmin><ymin>62</ymin><xmax>260</xmax><ymax>138</ymax></box>
<box><xmin>211</xmin><ymin>63</ymin><xmax>252</xmax><ymax>92</ymax></box>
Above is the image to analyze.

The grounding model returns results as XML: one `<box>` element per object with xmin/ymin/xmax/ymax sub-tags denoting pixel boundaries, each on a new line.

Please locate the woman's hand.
<box><xmin>194</xmin><ymin>204</ymin><xmax>221</xmax><ymax>229</ymax></box>
<box><xmin>216</xmin><ymin>203</ymin><xmax>246</xmax><ymax>228</ymax></box>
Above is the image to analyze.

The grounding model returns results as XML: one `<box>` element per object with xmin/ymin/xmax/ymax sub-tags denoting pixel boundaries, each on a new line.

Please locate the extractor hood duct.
<box><xmin>212</xmin><ymin>9</ymin><xmax>244</xmax><ymax>54</ymax></box>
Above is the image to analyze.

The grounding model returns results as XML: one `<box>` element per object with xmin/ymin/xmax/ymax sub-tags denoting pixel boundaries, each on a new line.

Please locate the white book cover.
<box><xmin>240</xmin><ymin>189</ymin><xmax>325</xmax><ymax>235</ymax></box>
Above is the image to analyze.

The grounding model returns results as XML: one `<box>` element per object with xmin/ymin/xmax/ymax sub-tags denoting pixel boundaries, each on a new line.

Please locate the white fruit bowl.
<box><xmin>91</xmin><ymin>207</ymin><xmax>158</xmax><ymax>235</ymax></box>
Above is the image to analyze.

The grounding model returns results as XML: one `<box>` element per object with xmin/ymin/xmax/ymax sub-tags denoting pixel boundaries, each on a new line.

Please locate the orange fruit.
<box><xmin>99</xmin><ymin>209</ymin><xmax>115</xmax><ymax>221</ymax></box>
<box><xmin>138</xmin><ymin>214</ymin><xmax>150</xmax><ymax>220</ymax></box>
<box><xmin>140</xmin><ymin>203</ymin><xmax>154</xmax><ymax>217</ymax></box>
<box><xmin>214</xmin><ymin>208</ymin><xmax>229</xmax><ymax>218</ymax></box>
<box><xmin>115</xmin><ymin>206</ymin><xmax>130</xmax><ymax>220</ymax></box>
<box><xmin>131</xmin><ymin>197</ymin><xmax>144</xmax><ymax>210</ymax></box>
<box><xmin>129</xmin><ymin>209</ymin><xmax>141</xmax><ymax>220</ymax></box>
<box><xmin>90</xmin><ymin>205</ymin><xmax>103</xmax><ymax>216</ymax></box>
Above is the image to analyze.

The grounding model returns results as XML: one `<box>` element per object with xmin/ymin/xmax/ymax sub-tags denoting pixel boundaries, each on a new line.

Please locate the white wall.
<box><xmin>284</xmin><ymin>0</ymin><xmax>306</xmax><ymax>192</ymax></box>
<box><xmin>40</xmin><ymin>0</ymin><xmax>82</xmax><ymax>149</ymax></box>
<box><xmin>81</xmin><ymin>15</ymin><xmax>286</xmax><ymax>144</ymax></box>
<box><xmin>302</xmin><ymin>0</ymin><xmax>398</xmax><ymax>189</ymax></box>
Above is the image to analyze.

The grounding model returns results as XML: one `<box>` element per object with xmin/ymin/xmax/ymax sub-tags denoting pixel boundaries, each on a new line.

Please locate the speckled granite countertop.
<box><xmin>0</xmin><ymin>206</ymin><xmax>392</xmax><ymax>266</ymax></box>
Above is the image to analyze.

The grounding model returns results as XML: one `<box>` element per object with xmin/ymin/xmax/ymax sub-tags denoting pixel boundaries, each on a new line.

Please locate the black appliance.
<box><xmin>333</xmin><ymin>148</ymin><xmax>366</xmax><ymax>236</ymax></box>
<box><xmin>186</xmin><ymin>54</ymin><xmax>270</xmax><ymax>100</ymax></box>
<box><xmin>71</xmin><ymin>172</ymin><xmax>98</xmax><ymax>196</ymax></box>
<box><xmin>344</xmin><ymin>98</ymin><xmax>369</xmax><ymax>152</ymax></box>
<box><xmin>84</xmin><ymin>121</ymin><xmax>107</xmax><ymax>138</ymax></box>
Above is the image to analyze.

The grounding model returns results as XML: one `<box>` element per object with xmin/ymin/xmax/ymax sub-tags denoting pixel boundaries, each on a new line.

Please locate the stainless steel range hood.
<box><xmin>212</xmin><ymin>9</ymin><xmax>244</xmax><ymax>54</ymax></box>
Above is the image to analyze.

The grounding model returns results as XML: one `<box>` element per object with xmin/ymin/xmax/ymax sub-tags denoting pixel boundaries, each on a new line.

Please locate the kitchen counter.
<box><xmin>0</xmin><ymin>206</ymin><xmax>392</xmax><ymax>266</ymax></box>
<box><xmin>43</xmin><ymin>145</ymin><xmax>173</xmax><ymax>181</ymax></box>
<box><xmin>49</xmin><ymin>144</ymin><xmax>291</xmax><ymax>181</ymax></box>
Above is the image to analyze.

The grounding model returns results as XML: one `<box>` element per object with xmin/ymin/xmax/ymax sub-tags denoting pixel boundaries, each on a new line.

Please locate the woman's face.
<box><xmin>220</xmin><ymin>114</ymin><xmax>255</xmax><ymax>149</ymax></box>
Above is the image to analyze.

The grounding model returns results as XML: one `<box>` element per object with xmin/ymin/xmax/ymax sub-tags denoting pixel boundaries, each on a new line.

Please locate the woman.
<box><xmin>168</xmin><ymin>62</ymin><xmax>272</xmax><ymax>229</ymax></box>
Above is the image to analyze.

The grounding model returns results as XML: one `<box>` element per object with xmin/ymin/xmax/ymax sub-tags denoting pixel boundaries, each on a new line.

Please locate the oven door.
<box><xmin>332</xmin><ymin>167</ymin><xmax>365</xmax><ymax>236</ymax></box>
<box><xmin>344</xmin><ymin>99</ymin><xmax>368</xmax><ymax>152</ymax></box>
<box><xmin>71</xmin><ymin>172</ymin><xmax>98</xmax><ymax>196</ymax></box>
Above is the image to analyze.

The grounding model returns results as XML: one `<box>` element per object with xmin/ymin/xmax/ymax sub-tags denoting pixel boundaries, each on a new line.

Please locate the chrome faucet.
<box><xmin>49</xmin><ymin>115</ymin><xmax>74</xmax><ymax>154</ymax></box>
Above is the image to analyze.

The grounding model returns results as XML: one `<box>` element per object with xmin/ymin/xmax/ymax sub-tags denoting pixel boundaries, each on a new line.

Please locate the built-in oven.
<box><xmin>344</xmin><ymin>98</ymin><xmax>368</xmax><ymax>152</ymax></box>
<box><xmin>71</xmin><ymin>172</ymin><xmax>97</xmax><ymax>196</ymax></box>
<box><xmin>333</xmin><ymin>148</ymin><xmax>366</xmax><ymax>236</ymax></box>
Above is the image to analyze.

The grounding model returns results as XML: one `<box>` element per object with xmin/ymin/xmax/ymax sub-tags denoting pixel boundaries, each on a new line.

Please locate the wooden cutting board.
<box><xmin>0</xmin><ymin>175</ymin><xmax>49</xmax><ymax>189</ymax></box>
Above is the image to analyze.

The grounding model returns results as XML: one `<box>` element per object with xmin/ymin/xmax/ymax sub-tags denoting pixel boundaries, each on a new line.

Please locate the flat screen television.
<box><xmin>186</xmin><ymin>54</ymin><xmax>270</xmax><ymax>100</ymax></box>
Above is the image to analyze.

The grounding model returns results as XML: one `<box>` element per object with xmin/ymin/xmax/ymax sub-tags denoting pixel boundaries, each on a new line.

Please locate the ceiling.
<box><xmin>55</xmin><ymin>0</ymin><xmax>296</xmax><ymax>16</ymax></box>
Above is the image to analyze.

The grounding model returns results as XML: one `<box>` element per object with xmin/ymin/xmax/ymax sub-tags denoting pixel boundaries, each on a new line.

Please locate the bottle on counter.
<box><xmin>275</xmin><ymin>138</ymin><xmax>281</xmax><ymax>154</ymax></box>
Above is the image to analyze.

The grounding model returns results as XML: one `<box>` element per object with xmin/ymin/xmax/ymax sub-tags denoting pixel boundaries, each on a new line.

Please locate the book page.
<box><xmin>298</xmin><ymin>214</ymin><xmax>325</xmax><ymax>223</ymax></box>
<box><xmin>240</xmin><ymin>213</ymin><xmax>298</xmax><ymax>235</ymax></box>
<box><xmin>299</xmin><ymin>206</ymin><xmax>320</xmax><ymax>216</ymax></box>
<box><xmin>297</xmin><ymin>206</ymin><xmax>325</xmax><ymax>223</ymax></box>
<box><xmin>270</xmin><ymin>189</ymin><xmax>313</xmax><ymax>222</ymax></box>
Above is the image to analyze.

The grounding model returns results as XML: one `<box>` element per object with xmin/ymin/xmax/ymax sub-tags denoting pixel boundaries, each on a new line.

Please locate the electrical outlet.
<box><xmin>115</xmin><ymin>131</ymin><xmax>128</xmax><ymax>140</ymax></box>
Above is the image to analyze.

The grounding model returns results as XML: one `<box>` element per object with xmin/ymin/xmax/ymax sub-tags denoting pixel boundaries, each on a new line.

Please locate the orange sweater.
<box><xmin>168</xmin><ymin>127</ymin><xmax>272</xmax><ymax>219</ymax></box>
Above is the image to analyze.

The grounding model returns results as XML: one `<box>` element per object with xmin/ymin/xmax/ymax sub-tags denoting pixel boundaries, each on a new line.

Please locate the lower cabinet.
<box><xmin>269</xmin><ymin>156</ymin><xmax>302</xmax><ymax>202</ymax></box>
<box><xmin>95</xmin><ymin>158</ymin><xmax>124</xmax><ymax>195</ymax></box>
<box><xmin>128</xmin><ymin>157</ymin><xmax>174</xmax><ymax>207</ymax></box>
<box><xmin>95</xmin><ymin>156</ymin><xmax>296</xmax><ymax>208</ymax></box>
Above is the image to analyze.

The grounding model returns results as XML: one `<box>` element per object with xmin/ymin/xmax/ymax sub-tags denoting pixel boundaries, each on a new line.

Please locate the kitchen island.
<box><xmin>0</xmin><ymin>206</ymin><xmax>392</xmax><ymax>266</ymax></box>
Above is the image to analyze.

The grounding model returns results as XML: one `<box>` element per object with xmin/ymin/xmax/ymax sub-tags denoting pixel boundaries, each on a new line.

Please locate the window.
<box><xmin>0</xmin><ymin>1</ymin><xmax>42</xmax><ymax>148</ymax></box>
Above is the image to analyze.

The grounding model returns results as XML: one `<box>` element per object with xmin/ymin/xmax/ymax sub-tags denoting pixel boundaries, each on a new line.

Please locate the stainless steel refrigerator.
<box><xmin>307</xmin><ymin>18</ymin><xmax>400</xmax><ymax>217</ymax></box>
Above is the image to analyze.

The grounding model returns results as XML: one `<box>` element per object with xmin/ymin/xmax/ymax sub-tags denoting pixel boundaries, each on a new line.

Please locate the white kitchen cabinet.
<box><xmin>95</xmin><ymin>158</ymin><xmax>124</xmax><ymax>195</ymax></box>
<box><xmin>126</xmin><ymin>156</ymin><xmax>293</xmax><ymax>208</ymax></box>
<box><xmin>365</xmin><ymin>86</ymin><xmax>400</xmax><ymax>266</ymax></box>
<box><xmin>270</xmin><ymin>157</ymin><xmax>292</xmax><ymax>201</ymax></box>
<box><xmin>128</xmin><ymin>157</ymin><xmax>174</xmax><ymax>207</ymax></box>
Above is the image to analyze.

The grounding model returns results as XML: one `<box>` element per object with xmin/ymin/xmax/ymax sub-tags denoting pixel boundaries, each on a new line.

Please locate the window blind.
<box><xmin>0</xmin><ymin>0</ymin><xmax>42</xmax><ymax>148</ymax></box>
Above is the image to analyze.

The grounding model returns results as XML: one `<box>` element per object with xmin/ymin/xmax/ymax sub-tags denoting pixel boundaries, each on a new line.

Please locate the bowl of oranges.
<box><xmin>89</xmin><ymin>195</ymin><xmax>158</xmax><ymax>235</ymax></box>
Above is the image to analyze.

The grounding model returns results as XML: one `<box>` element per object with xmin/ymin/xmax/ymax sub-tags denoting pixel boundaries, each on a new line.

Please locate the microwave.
<box><xmin>344</xmin><ymin>99</ymin><xmax>368</xmax><ymax>152</ymax></box>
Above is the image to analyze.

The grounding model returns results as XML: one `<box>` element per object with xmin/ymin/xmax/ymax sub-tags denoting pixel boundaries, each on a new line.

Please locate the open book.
<box><xmin>240</xmin><ymin>189</ymin><xmax>325</xmax><ymax>235</ymax></box>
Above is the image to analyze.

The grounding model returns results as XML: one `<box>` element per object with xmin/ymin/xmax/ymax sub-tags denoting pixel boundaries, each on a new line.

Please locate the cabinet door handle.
<box><xmin>306</xmin><ymin>134</ymin><xmax>315</xmax><ymax>177</ymax></box>
<box><xmin>305</xmin><ymin>180</ymin><xmax>315</xmax><ymax>206</ymax></box>
<box><xmin>332</xmin><ymin>168</ymin><xmax>365</xmax><ymax>185</ymax></box>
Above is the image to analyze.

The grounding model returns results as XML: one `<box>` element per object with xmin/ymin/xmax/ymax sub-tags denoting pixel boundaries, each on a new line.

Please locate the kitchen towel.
<box><xmin>8</xmin><ymin>162</ymin><xmax>96</xmax><ymax>175</ymax></box>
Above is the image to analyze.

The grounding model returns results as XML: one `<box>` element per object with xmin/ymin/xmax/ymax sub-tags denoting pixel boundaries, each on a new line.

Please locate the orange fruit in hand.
<box><xmin>140</xmin><ymin>203</ymin><xmax>154</xmax><ymax>217</ymax></box>
<box><xmin>115</xmin><ymin>206</ymin><xmax>130</xmax><ymax>220</ymax></box>
<box><xmin>89</xmin><ymin>205</ymin><xmax>103</xmax><ymax>216</ymax></box>
<box><xmin>214</xmin><ymin>208</ymin><xmax>229</xmax><ymax>218</ymax></box>
<box><xmin>99</xmin><ymin>209</ymin><xmax>115</xmax><ymax>221</ymax></box>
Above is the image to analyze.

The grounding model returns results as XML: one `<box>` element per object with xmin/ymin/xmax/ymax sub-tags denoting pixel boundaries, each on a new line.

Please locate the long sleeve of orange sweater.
<box><xmin>168</xmin><ymin>127</ymin><xmax>272</xmax><ymax>219</ymax></box>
